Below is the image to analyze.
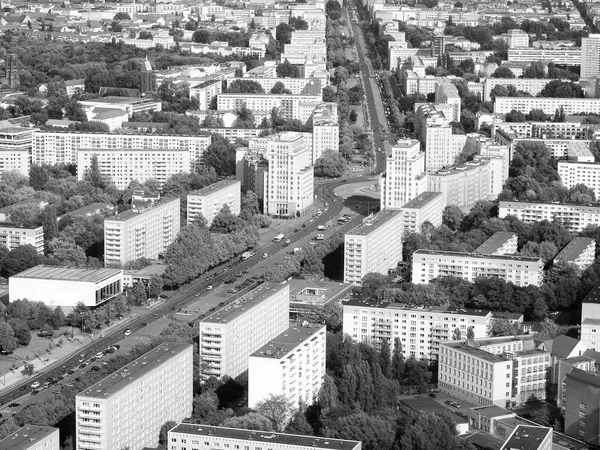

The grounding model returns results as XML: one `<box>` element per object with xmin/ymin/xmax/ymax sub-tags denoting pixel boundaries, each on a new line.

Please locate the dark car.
<box><xmin>68</xmin><ymin>369</ymin><xmax>76</xmax><ymax>375</ymax></box>
<box><xmin>31</xmin><ymin>389</ymin><xmax>40</xmax><ymax>395</ymax></box>
<box><xmin>113</xmin><ymin>344</ymin><xmax>120</xmax><ymax>350</ymax></box>
<box><xmin>19</xmin><ymin>386</ymin><xmax>26</xmax><ymax>391</ymax></box>
<box><xmin>7</xmin><ymin>402</ymin><xmax>20</xmax><ymax>408</ymax></box>
<box><xmin>79</xmin><ymin>363</ymin><xmax>87</xmax><ymax>369</ymax></box>
<box><xmin>91</xmin><ymin>365</ymin><xmax>101</xmax><ymax>372</ymax></box>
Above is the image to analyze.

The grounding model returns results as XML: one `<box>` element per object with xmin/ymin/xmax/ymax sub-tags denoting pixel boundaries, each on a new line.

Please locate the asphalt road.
<box><xmin>0</xmin><ymin>175</ymin><xmax>374</xmax><ymax>410</ymax></box>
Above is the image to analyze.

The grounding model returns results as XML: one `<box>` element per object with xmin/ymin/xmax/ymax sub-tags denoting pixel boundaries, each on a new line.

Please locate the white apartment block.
<box><xmin>0</xmin><ymin>426</ymin><xmax>59</xmax><ymax>450</ymax></box>
<box><xmin>248</xmin><ymin>324</ymin><xmax>326</xmax><ymax>409</ymax></box>
<box><xmin>398</xmin><ymin>191</ymin><xmax>444</xmax><ymax>233</ymax></box>
<box><xmin>465</xmin><ymin>134</ymin><xmax>510</xmax><ymax>193</ymax></box>
<box><xmin>343</xmin><ymin>300</ymin><xmax>492</xmax><ymax>359</ymax></box>
<box><xmin>482</xmin><ymin>78</ymin><xmax>564</xmax><ymax>102</ymax></box>
<box><xmin>32</xmin><ymin>131</ymin><xmax>211</xmax><ymax>168</ymax></box>
<box><xmin>104</xmin><ymin>196</ymin><xmax>180</xmax><ymax>267</ymax></box>
<box><xmin>225</xmin><ymin>77</ymin><xmax>322</xmax><ymax>95</ymax></box>
<box><xmin>498</xmin><ymin>200</ymin><xmax>600</xmax><ymax>233</ymax></box>
<box><xmin>380</xmin><ymin>139</ymin><xmax>427</xmax><ymax>210</ymax></box>
<box><xmin>424</xmin><ymin>125</ymin><xmax>467</xmax><ymax>171</ymax></box>
<box><xmin>558</xmin><ymin>161</ymin><xmax>600</xmax><ymax>200</ymax></box>
<box><xmin>344</xmin><ymin>210</ymin><xmax>403</xmax><ymax>285</ymax></box>
<box><xmin>411</xmin><ymin>250</ymin><xmax>543</xmax><ymax>287</ymax></box>
<box><xmin>435</xmin><ymin>82</ymin><xmax>461</xmax><ymax>122</ymax></box>
<box><xmin>582</xmin><ymin>34</ymin><xmax>600</xmax><ymax>79</ymax></box>
<box><xmin>0</xmin><ymin>127</ymin><xmax>37</xmax><ymax>178</ymax></box>
<box><xmin>75</xmin><ymin>343</ymin><xmax>193</xmax><ymax>450</ymax></box>
<box><xmin>168</xmin><ymin>425</ymin><xmax>362</xmax><ymax>450</ymax></box>
<box><xmin>263</xmin><ymin>132</ymin><xmax>314</xmax><ymax>217</ymax></box>
<box><xmin>507</xmin><ymin>47</ymin><xmax>581</xmax><ymax>65</ymax></box>
<box><xmin>0</xmin><ymin>223</ymin><xmax>44</xmax><ymax>254</ymax></box>
<box><xmin>189</xmin><ymin>78</ymin><xmax>222</xmax><ymax>110</ymax></box>
<box><xmin>199</xmin><ymin>283</ymin><xmax>290</xmax><ymax>380</ymax></box>
<box><xmin>217</xmin><ymin>92</ymin><xmax>322</xmax><ymax>122</ymax></box>
<box><xmin>311</xmin><ymin>102</ymin><xmax>339</xmax><ymax>164</ymax></box>
<box><xmin>505</xmin><ymin>29</ymin><xmax>529</xmax><ymax>48</ymax></box>
<box><xmin>187</xmin><ymin>180</ymin><xmax>241</xmax><ymax>226</ymax></box>
<box><xmin>439</xmin><ymin>337</ymin><xmax>551</xmax><ymax>407</ymax></box>
<box><xmin>494</xmin><ymin>97</ymin><xmax>600</xmax><ymax>115</ymax></box>
<box><xmin>473</xmin><ymin>232</ymin><xmax>518</xmax><ymax>256</ymax></box>
<box><xmin>554</xmin><ymin>237</ymin><xmax>596</xmax><ymax>272</ymax></box>
<box><xmin>581</xmin><ymin>284</ymin><xmax>600</xmax><ymax>351</ymax></box>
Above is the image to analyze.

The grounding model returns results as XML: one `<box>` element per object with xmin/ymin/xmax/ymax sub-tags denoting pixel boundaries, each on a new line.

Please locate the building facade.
<box><xmin>507</xmin><ymin>47</ymin><xmax>581</xmax><ymax>65</ymax></box>
<box><xmin>0</xmin><ymin>127</ymin><xmax>36</xmax><ymax>178</ymax></box>
<box><xmin>0</xmin><ymin>426</ymin><xmax>59</xmax><ymax>450</ymax></box>
<box><xmin>563</xmin><ymin>369</ymin><xmax>600</xmax><ymax>445</ymax></box>
<box><xmin>495</xmin><ymin>97</ymin><xmax>600</xmax><ymax>115</ymax></box>
<box><xmin>435</xmin><ymin>82</ymin><xmax>461</xmax><ymax>122</ymax></box>
<box><xmin>104</xmin><ymin>196</ymin><xmax>180</xmax><ymax>266</ymax></box>
<box><xmin>75</xmin><ymin>343</ymin><xmax>193</xmax><ymax>450</ymax></box>
<box><xmin>248</xmin><ymin>324</ymin><xmax>326</xmax><ymax>409</ymax></box>
<box><xmin>0</xmin><ymin>223</ymin><xmax>44</xmax><ymax>254</ymax></box>
<box><xmin>554</xmin><ymin>237</ymin><xmax>596</xmax><ymax>272</ymax></box>
<box><xmin>311</xmin><ymin>102</ymin><xmax>339</xmax><ymax>164</ymax></box>
<box><xmin>189</xmin><ymin>78</ymin><xmax>222</xmax><ymax>110</ymax></box>
<box><xmin>199</xmin><ymin>283</ymin><xmax>290</xmax><ymax>380</ymax></box>
<box><xmin>344</xmin><ymin>210</ymin><xmax>404</xmax><ymax>285</ymax></box>
<box><xmin>558</xmin><ymin>161</ymin><xmax>600</xmax><ymax>200</ymax></box>
<box><xmin>582</xmin><ymin>34</ymin><xmax>600</xmax><ymax>79</ymax></box>
<box><xmin>217</xmin><ymin>93</ymin><xmax>322</xmax><ymax>122</ymax></box>
<box><xmin>187</xmin><ymin>180</ymin><xmax>241</xmax><ymax>226</ymax></box>
<box><xmin>398</xmin><ymin>191</ymin><xmax>444</xmax><ymax>233</ymax></box>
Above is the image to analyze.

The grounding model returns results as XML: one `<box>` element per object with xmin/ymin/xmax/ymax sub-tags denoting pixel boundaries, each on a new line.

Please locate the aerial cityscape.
<box><xmin>1</xmin><ymin>0</ymin><xmax>600</xmax><ymax>449</ymax></box>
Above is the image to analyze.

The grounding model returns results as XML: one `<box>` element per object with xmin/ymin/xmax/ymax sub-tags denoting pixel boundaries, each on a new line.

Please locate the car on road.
<box><xmin>263</xmin><ymin>253</ymin><xmax>268</xmax><ymax>259</ymax></box>
<box><xmin>113</xmin><ymin>344</ymin><xmax>120</xmax><ymax>350</ymax></box>
<box><xmin>31</xmin><ymin>381</ymin><xmax>40</xmax><ymax>389</ymax></box>
<box><xmin>8</xmin><ymin>402</ymin><xmax>20</xmax><ymax>408</ymax></box>
<box><xmin>31</xmin><ymin>389</ymin><xmax>40</xmax><ymax>395</ymax></box>
<box><xmin>285</xmin><ymin>239</ymin><xmax>291</xmax><ymax>244</ymax></box>
<box><xmin>445</xmin><ymin>400</ymin><xmax>460</xmax><ymax>408</ymax></box>
<box><xmin>124</xmin><ymin>329</ymin><xmax>132</xmax><ymax>336</ymax></box>
<box><xmin>68</xmin><ymin>368</ymin><xmax>76</xmax><ymax>374</ymax></box>
<box><xmin>194</xmin><ymin>293</ymin><xmax>200</xmax><ymax>297</ymax></box>
<box><xmin>95</xmin><ymin>352</ymin><xmax>104</xmax><ymax>359</ymax></box>
<box><xmin>206</xmin><ymin>285</ymin><xmax>213</xmax><ymax>290</ymax></box>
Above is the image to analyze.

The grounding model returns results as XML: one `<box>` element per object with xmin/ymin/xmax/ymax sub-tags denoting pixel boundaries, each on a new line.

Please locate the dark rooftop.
<box><xmin>565</xmin><ymin>367</ymin><xmax>600</xmax><ymax>388</ymax></box>
<box><xmin>346</xmin><ymin>209</ymin><xmax>402</xmax><ymax>237</ymax></box>
<box><xmin>0</xmin><ymin>222</ymin><xmax>42</xmax><ymax>230</ymax></box>
<box><xmin>583</xmin><ymin>283</ymin><xmax>600</xmax><ymax>304</ymax></box>
<box><xmin>400</xmin><ymin>191</ymin><xmax>442</xmax><ymax>210</ymax></box>
<box><xmin>189</xmin><ymin>180</ymin><xmax>240</xmax><ymax>197</ymax></box>
<box><xmin>501</xmin><ymin>425</ymin><xmax>551</xmax><ymax>450</ymax></box>
<box><xmin>11</xmin><ymin>265</ymin><xmax>121</xmax><ymax>283</ymax></box>
<box><xmin>555</xmin><ymin>237</ymin><xmax>596</xmax><ymax>263</ymax></box>
<box><xmin>473</xmin><ymin>232</ymin><xmax>517</xmax><ymax>256</ymax></box>
<box><xmin>0</xmin><ymin>425</ymin><xmax>58</xmax><ymax>450</ymax></box>
<box><xmin>106</xmin><ymin>197</ymin><xmax>179</xmax><ymax>222</ymax></box>
<box><xmin>344</xmin><ymin>298</ymin><xmax>491</xmax><ymax>316</ymax></box>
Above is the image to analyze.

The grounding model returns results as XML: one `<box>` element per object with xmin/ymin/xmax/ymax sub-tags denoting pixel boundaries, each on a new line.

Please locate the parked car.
<box><xmin>30</xmin><ymin>381</ymin><xmax>40</xmax><ymax>389</ymax></box>
<box><xmin>124</xmin><ymin>329</ymin><xmax>132</xmax><ymax>336</ymax></box>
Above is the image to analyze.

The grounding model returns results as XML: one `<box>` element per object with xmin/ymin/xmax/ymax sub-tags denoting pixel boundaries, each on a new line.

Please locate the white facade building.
<box><xmin>0</xmin><ymin>127</ymin><xmax>37</xmax><ymax>179</ymax></box>
<box><xmin>507</xmin><ymin>47</ymin><xmax>581</xmax><ymax>65</ymax></box>
<box><xmin>494</xmin><ymin>97</ymin><xmax>600</xmax><ymax>115</ymax></box>
<box><xmin>9</xmin><ymin>265</ymin><xmax>123</xmax><ymax>311</ymax></box>
<box><xmin>344</xmin><ymin>210</ymin><xmax>404</xmax><ymax>284</ymax></box>
<box><xmin>558</xmin><ymin>161</ymin><xmax>600</xmax><ymax>200</ymax></box>
<box><xmin>248</xmin><ymin>324</ymin><xmax>326</xmax><ymax>409</ymax></box>
<box><xmin>398</xmin><ymin>191</ymin><xmax>444</xmax><ymax>233</ymax></box>
<box><xmin>0</xmin><ymin>223</ymin><xmax>44</xmax><ymax>254</ymax></box>
<box><xmin>311</xmin><ymin>102</ymin><xmax>339</xmax><ymax>164</ymax></box>
<box><xmin>582</xmin><ymin>34</ymin><xmax>600</xmax><ymax>79</ymax></box>
<box><xmin>217</xmin><ymin>92</ymin><xmax>322</xmax><ymax>122</ymax></box>
<box><xmin>199</xmin><ymin>283</ymin><xmax>290</xmax><ymax>380</ymax></box>
<box><xmin>187</xmin><ymin>180</ymin><xmax>241</xmax><ymax>226</ymax></box>
<box><xmin>0</xmin><ymin>426</ymin><xmax>59</xmax><ymax>450</ymax></box>
<box><xmin>554</xmin><ymin>237</ymin><xmax>596</xmax><ymax>272</ymax></box>
<box><xmin>424</xmin><ymin>124</ymin><xmax>467</xmax><ymax>171</ymax></box>
<box><xmin>75</xmin><ymin>343</ymin><xmax>193</xmax><ymax>450</ymax></box>
<box><xmin>189</xmin><ymin>78</ymin><xmax>222</xmax><ymax>110</ymax></box>
<box><xmin>435</xmin><ymin>82</ymin><xmax>461</xmax><ymax>122</ymax></box>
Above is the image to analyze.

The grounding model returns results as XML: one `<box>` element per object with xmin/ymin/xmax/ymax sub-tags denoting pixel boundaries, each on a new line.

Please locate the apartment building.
<box><xmin>505</xmin><ymin>29</ymin><xmax>529</xmax><ymax>48</ymax></box>
<box><xmin>236</xmin><ymin>149</ymin><xmax>268</xmax><ymax>206</ymax></box>
<box><xmin>465</xmin><ymin>134</ymin><xmax>511</xmax><ymax>194</ymax></box>
<box><xmin>424</xmin><ymin>124</ymin><xmax>467</xmax><ymax>171</ymax></box>
<box><xmin>439</xmin><ymin>336</ymin><xmax>551</xmax><ymax>407</ymax></box>
<box><xmin>311</xmin><ymin>102</ymin><xmax>339</xmax><ymax>164</ymax></box>
<box><xmin>104</xmin><ymin>194</ymin><xmax>180</xmax><ymax>266</ymax></box>
<box><xmin>343</xmin><ymin>299</ymin><xmax>491</xmax><ymax>359</ymax></box>
<box><xmin>217</xmin><ymin>92</ymin><xmax>322</xmax><ymax>122</ymax></box>
<box><xmin>427</xmin><ymin>158</ymin><xmax>491</xmax><ymax>212</ymax></box>
<box><xmin>187</xmin><ymin>180</ymin><xmax>241</xmax><ymax>226</ymax></box>
<box><xmin>168</xmin><ymin>425</ymin><xmax>362</xmax><ymax>450</ymax></box>
<box><xmin>32</xmin><ymin>131</ymin><xmax>211</xmax><ymax>168</ymax></box>
<box><xmin>189</xmin><ymin>78</ymin><xmax>222</xmax><ymax>110</ymax></box>
<box><xmin>554</xmin><ymin>237</ymin><xmax>596</xmax><ymax>272</ymax></box>
<box><xmin>0</xmin><ymin>426</ymin><xmax>59</xmax><ymax>450</ymax></box>
<box><xmin>0</xmin><ymin>127</ymin><xmax>36</xmax><ymax>178</ymax></box>
<box><xmin>563</xmin><ymin>369</ymin><xmax>600</xmax><ymax>445</ymax></box>
<box><xmin>248</xmin><ymin>324</ymin><xmax>326</xmax><ymax>409</ymax></box>
<box><xmin>411</xmin><ymin>250</ymin><xmax>543</xmax><ymax>287</ymax></box>
<box><xmin>473</xmin><ymin>232</ymin><xmax>518</xmax><ymax>256</ymax></box>
<box><xmin>199</xmin><ymin>283</ymin><xmax>290</xmax><ymax>380</ymax></box>
<box><xmin>435</xmin><ymin>82</ymin><xmax>461</xmax><ymax>122</ymax></box>
<box><xmin>75</xmin><ymin>342</ymin><xmax>193</xmax><ymax>450</ymax></box>
<box><xmin>225</xmin><ymin>77</ymin><xmax>322</xmax><ymax>96</ymax></box>
<box><xmin>398</xmin><ymin>191</ymin><xmax>444</xmax><ymax>233</ymax></box>
<box><xmin>0</xmin><ymin>223</ymin><xmax>44</xmax><ymax>254</ymax></box>
<box><xmin>558</xmin><ymin>350</ymin><xmax>600</xmax><ymax>409</ymax></box>
<box><xmin>380</xmin><ymin>139</ymin><xmax>427</xmax><ymax>210</ymax></box>
<box><xmin>507</xmin><ymin>47</ymin><xmax>581</xmax><ymax>65</ymax></box>
<box><xmin>558</xmin><ymin>161</ymin><xmax>600</xmax><ymax>200</ymax></box>
<box><xmin>495</xmin><ymin>97</ymin><xmax>600</xmax><ymax>115</ymax></box>
<box><xmin>344</xmin><ymin>210</ymin><xmax>404</xmax><ymax>285</ymax></box>
<box><xmin>482</xmin><ymin>78</ymin><xmax>563</xmax><ymax>102</ymax></box>
<box><xmin>262</xmin><ymin>132</ymin><xmax>314</xmax><ymax>217</ymax></box>
<box><xmin>498</xmin><ymin>200</ymin><xmax>600</xmax><ymax>233</ymax></box>
<box><xmin>581</xmin><ymin>34</ymin><xmax>600</xmax><ymax>79</ymax></box>
<box><xmin>580</xmin><ymin>283</ymin><xmax>600</xmax><ymax>352</ymax></box>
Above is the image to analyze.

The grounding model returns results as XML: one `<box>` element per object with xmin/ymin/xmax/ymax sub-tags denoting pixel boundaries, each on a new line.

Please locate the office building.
<box><xmin>473</xmin><ymin>232</ymin><xmax>518</xmax><ymax>256</ymax></box>
<box><xmin>563</xmin><ymin>369</ymin><xmax>600</xmax><ymax>445</ymax></box>
<box><xmin>439</xmin><ymin>336</ymin><xmax>551</xmax><ymax>407</ymax></box>
<box><xmin>380</xmin><ymin>139</ymin><xmax>427</xmax><ymax>210</ymax></box>
<box><xmin>343</xmin><ymin>299</ymin><xmax>491</xmax><ymax>359</ymax></box>
<box><xmin>581</xmin><ymin>34</ymin><xmax>600</xmax><ymax>79</ymax></box>
<box><xmin>0</xmin><ymin>223</ymin><xmax>44</xmax><ymax>254</ymax></box>
<box><xmin>311</xmin><ymin>102</ymin><xmax>339</xmax><ymax>164</ymax></box>
<box><xmin>187</xmin><ymin>180</ymin><xmax>241</xmax><ymax>226</ymax></box>
<box><xmin>494</xmin><ymin>97</ymin><xmax>600</xmax><ymax>115</ymax></box>
<box><xmin>465</xmin><ymin>134</ymin><xmax>510</xmax><ymax>193</ymax></box>
<box><xmin>435</xmin><ymin>82</ymin><xmax>461</xmax><ymax>122</ymax></box>
<box><xmin>104</xmin><ymin>194</ymin><xmax>180</xmax><ymax>266</ymax></box>
<box><xmin>398</xmin><ymin>191</ymin><xmax>443</xmax><ymax>233</ymax></box>
<box><xmin>9</xmin><ymin>265</ymin><xmax>123</xmax><ymax>311</ymax></box>
<box><xmin>0</xmin><ymin>127</ymin><xmax>36</xmax><ymax>178</ymax></box>
<box><xmin>558</xmin><ymin>160</ymin><xmax>600</xmax><ymax>200</ymax></box>
<box><xmin>554</xmin><ymin>237</ymin><xmax>596</xmax><ymax>272</ymax></box>
<box><xmin>507</xmin><ymin>47</ymin><xmax>581</xmax><ymax>65</ymax></box>
<box><xmin>263</xmin><ymin>132</ymin><xmax>314</xmax><ymax>217</ymax></box>
<box><xmin>248</xmin><ymin>324</ymin><xmax>326</xmax><ymax>409</ymax></box>
<box><xmin>189</xmin><ymin>78</ymin><xmax>222</xmax><ymax>111</ymax></box>
<box><xmin>0</xmin><ymin>425</ymin><xmax>59</xmax><ymax>450</ymax></box>
<box><xmin>498</xmin><ymin>200</ymin><xmax>600</xmax><ymax>233</ymax></box>
<box><xmin>217</xmin><ymin>92</ymin><xmax>322</xmax><ymax>123</ymax></box>
<box><xmin>168</xmin><ymin>425</ymin><xmax>362</xmax><ymax>450</ymax></box>
<box><xmin>344</xmin><ymin>210</ymin><xmax>403</xmax><ymax>285</ymax></box>
<box><xmin>412</xmin><ymin>250</ymin><xmax>543</xmax><ymax>287</ymax></box>
<box><xmin>199</xmin><ymin>283</ymin><xmax>290</xmax><ymax>380</ymax></box>
<box><xmin>75</xmin><ymin>342</ymin><xmax>193</xmax><ymax>450</ymax></box>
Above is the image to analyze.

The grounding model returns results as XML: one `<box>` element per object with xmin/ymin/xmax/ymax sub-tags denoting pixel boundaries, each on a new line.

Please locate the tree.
<box><xmin>254</xmin><ymin>394</ymin><xmax>294</xmax><ymax>431</ymax></box>
<box><xmin>158</xmin><ymin>421</ymin><xmax>177</xmax><ymax>445</ymax></box>
<box><xmin>50</xmin><ymin>237</ymin><xmax>87</xmax><ymax>267</ymax></box>
<box><xmin>29</xmin><ymin>165</ymin><xmax>49</xmax><ymax>191</ymax></box>
<box><xmin>210</xmin><ymin>204</ymin><xmax>240</xmax><ymax>233</ymax></box>
<box><xmin>270</xmin><ymin>81</ymin><xmax>292</xmax><ymax>95</ymax></box>
<box><xmin>148</xmin><ymin>275</ymin><xmax>163</xmax><ymax>299</ymax></box>
<box><xmin>129</xmin><ymin>282</ymin><xmax>147</xmax><ymax>307</ymax></box>
<box><xmin>523</xmin><ymin>61</ymin><xmax>547</xmax><ymax>79</ymax></box>
<box><xmin>504</xmin><ymin>109</ymin><xmax>526</xmax><ymax>122</ymax></box>
<box><xmin>276</xmin><ymin>59</ymin><xmax>301</xmax><ymax>78</ymax></box>
<box><xmin>0</xmin><ymin>322</ymin><xmax>18</xmax><ymax>353</ymax></box>
<box><xmin>233</xmin><ymin>105</ymin><xmax>256</xmax><ymax>128</ymax></box>
<box><xmin>442</xmin><ymin>206</ymin><xmax>463</xmax><ymax>231</ymax></box>
<box><xmin>203</xmin><ymin>135</ymin><xmax>236</xmax><ymax>176</ymax></box>
<box><xmin>314</xmin><ymin>150</ymin><xmax>345</xmax><ymax>178</ymax></box>
<box><xmin>114</xmin><ymin>12</ymin><xmax>131</xmax><ymax>20</ymax></box>
<box><xmin>323</xmin><ymin>413</ymin><xmax>395</xmax><ymax>450</ymax></box>
<box><xmin>400</xmin><ymin>413</ymin><xmax>470</xmax><ymax>450</ymax></box>
<box><xmin>88</xmin><ymin>154</ymin><xmax>106</xmax><ymax>188</ymax></box>
<box><xmin>539</xmin><ymin>80</ymin><xmax>584</xmax><ymax>98</ymax></box>
<box><xmin>9</xmin><ymin>319</ymin><xmax>31</xmax><ymax>346</ymax></box>
<box><xmin>527</xmin><ymin>109</ymin><xmax>547</xmax><ymax>121</ymax></box>
<box><xmin>492</xmin><ymin>67</ymin><xmax>515</xmax><ymax>78</ymax></box>
<box><xmin>222</xmin><ymin>413</ymin><xmax>275</xmax><ymax>431</ymax></box>
<box><xmin>286</xmin><ymin>410</ymin><xmax>314</xmax><ymax>435</ymax></box>
<box><xmin>391</xmin><ymin>338</ymin><xmax>405</xmax><ymax>381</ymax></box>
<box><xmin>226</xmin><ymin>80</ymin><xmax>265</xmax><ymax>94</ymax></box>
<box><xmin>1</xmin><ymin>245</ymin><xmax>42</xmax><ymax>278</ymax></box>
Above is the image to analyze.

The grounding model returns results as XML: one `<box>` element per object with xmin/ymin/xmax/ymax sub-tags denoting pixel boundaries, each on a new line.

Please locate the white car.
<box><xmin>95</xmin><ymin>352</ymin><xmax>104</xmax><ymax>359</ymax></box>
<box><xmin>124</xmin><ymin>329</ymin><xmax>132</xmax><ymax>336</ymax></box>
<box><xmin>206</xmin><ymin>285</ymin><xmax>213</xmax><ymax>290</ymax></box>
<box><xmin>31</xmin><ymin>381</ymin><xmax>40</xmax><ymax>389</ymax></box>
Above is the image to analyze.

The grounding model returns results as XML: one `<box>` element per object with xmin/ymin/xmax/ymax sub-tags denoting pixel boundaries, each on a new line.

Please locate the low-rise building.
<box><xmin>473</xmin><ymin>232</ymin><xmax>518</xmax><ymax>256</ymax></box>
<box><xmin>0</xmin><ymin>425</ymin><xmax>59</xmax><ymax>450</ymax></box>
<box><xmin>554</xmin><ymin>237</ymin><xmax>596</xmax><ymax>271</ymax></box>
<box><xmin>0</xmin><ymin>223</ymin><xmax>44</xmax><ymax>254</ymax></box>
<box><xmin>412</xmin><ymin>250</ymin><xmax>543</xmax><ymax>287</ymax></box>
<box><xmin>248</xmin><ymin>324</ymin><xmax>326</xmax><ymax>409</ymax></box>
<box><xmin>76</xmin><ymin>342</ymin><xmax>193</xmax><ymax>450</ymax></box>
<box><xmin>187</xmin><ymin>180</ymin><xmax>241</xmax><ymax>226</ymax></box>
<box><xmin>344</xmin><ymin>210</ymin><xmax>404</xmax><ymax>285</ymax></box>
<box><xmin>9</xmin><ymin>265</ymin><xmax>123</xmax><ymax>311</ymax></box>
<box><xmin>398</xmin><ymin>191</ymin><xmax>443</xmax><ymax>233</ymax></box>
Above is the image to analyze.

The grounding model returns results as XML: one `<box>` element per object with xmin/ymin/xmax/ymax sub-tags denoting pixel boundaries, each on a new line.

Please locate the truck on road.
<box><xmin>273</xmin><ymin>233</ymin><xmax>284</xmax><ymax>242</ymax></box>
<box><xmin>293</xmin><ymin>247</ymin><xmax>302</xmax><ymax>254</ymax></box>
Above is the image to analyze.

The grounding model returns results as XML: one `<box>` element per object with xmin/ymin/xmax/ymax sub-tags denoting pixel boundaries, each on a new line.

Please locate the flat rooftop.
<box><xmin>582</xmin><ymin>282</ymin><xmax>600</xmax><ymax>304</ymax></box>
<box><xmin>555</xmin><ymin>237</ymin><xmax>595</xmax><ymax>262</ymax></box>
<box><xmin>11</xmin><ymin>265</ymin><xmax>121</xmax><ymax>283</ymax></box>
<box><xmin>251</xmin><ymin>324</ymin><xmax>325</xmax><ymax>359</ymax></box>
<box><xmin>106</xmin><ymin>197</ymin><xmax>179</xmax><ymax>222</ymax></box>
<box><xmin>169</xmin><ymin>424</ymin><xmax>360</xmax><ymax>450</ymax></box>
<box><xmin>344</xmin><ymin>298</ymin><xmax>491</xmax><ymax>316</ymax></box>
<box><xmin>78</xmin><ymin>342</ymin><xmax>191</xmax><ymax>399</ymax></box>
<box><xmin>288</xmin><ymin>277</ymin><xmax>353</xmax><ymax>306</ymax></box>
<box><xmin>0</xmin><ymin>425</ymin><xmax>58</xmax><ymax>450</ymax></box>
<box><xmin>0</xmin><ymin>222</ymin><xmax>42</xmax><ymax>230</ymax></box>
<box><xmin>201</xmin><ymin>283</ymin><xmax>288</xmax><ymax>325</ymax></box>
<box><xmin>565</xmin><ymin>367</ymin><xmax>600</xmax><ymax>388</ymax></box>
<box><xmin>346</xmin><ymin>209</ymin><xmax>402</xmax><ymax>237</ymax></box>
<box><xmin>473</xmin><ymin>232</ymin><xmax>517</xmax><ymax>255</ymax></box>
<box><xmin>189</xmin><ymin>180</ymin><xmax>240</xmax><ymax>197</ymax></box>
<box><xmin>442</xmin><ymin>341</ymin><xmax>507</xmax><ymax>363</ymax></box>
<box><xmin>499</xmin><ymin>199</ymin><xmax>600</xmax><ymax>210</ymax></box>
<box><xmin>400</xmin><ymin>397</ymin><xmax>467</xmax><ymax>423</ymax></box>
<box><xmin>400</xmin><ymin>191</ymin><xmax>442</xmax><ymax>210</ymax></box>
<box><xmin>503</xmin><ymin>425</ymin><xmax>551</xmax><ymax>450</ymax></box>
<box><xmin>471</xmin><ymin>405</ymin><xmax>514</xmax><ymax>418</ymax></box>
<box><xmin>61</xmin><ymin>202</ymin><xmax>114</xmax><ymax>218</ymax></box>
<box><xmin>413</xmin><ymin>249</ymin><xmax>540</xmax><ymax>263</ymax></box>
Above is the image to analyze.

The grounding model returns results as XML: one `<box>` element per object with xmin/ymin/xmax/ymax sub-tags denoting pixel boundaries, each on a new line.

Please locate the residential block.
<box><xmin>187</xmin><ymin>180</ymin><xmax>241</xmax><ymax>226</ymax></box>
